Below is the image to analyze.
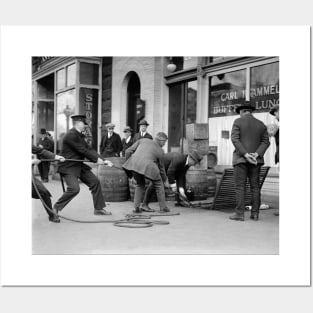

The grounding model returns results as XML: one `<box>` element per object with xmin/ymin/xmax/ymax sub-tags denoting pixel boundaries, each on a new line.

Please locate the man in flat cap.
<box><xmin>230</xmin><ymin>101</ymin><xmax>270</xmax><ymax>221</ymax></box>
<box><xmin>52</xmin><ymin>114</ymin><xmax>113</xmax><ymax>218</ymax></box>
<box><xmin>37</xmin><ymin>128</ymin><xmax>54</xmax><ymax>182</ymax></box>
<box><xmin>142</xmin><ymin>149</ymin><xmax>203</xmax><ymax>211</ymax></box>
<box><xmin>123</xmin><ymin>132</ymin><xmax>170</xmax><ymax>213</ymax></box>
<box><xmin>121</xmin><ymin>126</ymin><xmax>134</xmax><ymax>157</ymax></box>
<box><xmin>100</xmin><ymin>123</ymin><xmax>122</xmax><ymax>157</ymax></box>
<box><xmin>133</xmin><ymin>119</ymin><xmax>153</xmax><ymax>143</ymax></box>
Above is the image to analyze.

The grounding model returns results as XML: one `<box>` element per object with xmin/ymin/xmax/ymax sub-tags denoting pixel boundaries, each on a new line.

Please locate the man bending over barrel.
<box><xmin>142</xmin><ymin>150</ymin><xmax>203</xmax><ymax>210</ymax></box>
<box><xmin>123</xmin><ymin>132</ymin><xmax>170</xmax><ymax>213</ymax></box>
<box><xmin>52</xmin><ymin>115</ymin><xmax>113</xmax><ymax>219</ymax></box>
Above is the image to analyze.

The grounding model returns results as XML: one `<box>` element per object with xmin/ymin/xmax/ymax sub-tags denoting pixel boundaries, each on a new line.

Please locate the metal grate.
<box><xmin>212</xmin><ymin>166</ymin><xmax>270</xmax><ymax>211</ymax></box>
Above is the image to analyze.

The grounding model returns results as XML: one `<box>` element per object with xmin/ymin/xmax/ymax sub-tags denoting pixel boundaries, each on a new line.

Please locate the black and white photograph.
<box><xmin>0</xmin><ymin>25</ymin><xmax>310</xmax><ymax>288</ymax></box>
<box><xmin>31</xmin><ymin>56</ymin><xmax>280</xmax><ymax>255</ymax></box>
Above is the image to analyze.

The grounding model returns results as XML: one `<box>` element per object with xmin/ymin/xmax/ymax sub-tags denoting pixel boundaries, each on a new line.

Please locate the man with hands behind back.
<box><xmin>230</xmin><ymin>101</ymin><xmax>270</xmax><ymax>221</ymax></box>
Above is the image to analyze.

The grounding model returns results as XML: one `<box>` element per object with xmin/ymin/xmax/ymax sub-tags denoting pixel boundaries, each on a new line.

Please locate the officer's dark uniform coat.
<box><xmin>57</xmin><ymin>127</ymin><xmax>101</xmax><ymax>176</ymax></box>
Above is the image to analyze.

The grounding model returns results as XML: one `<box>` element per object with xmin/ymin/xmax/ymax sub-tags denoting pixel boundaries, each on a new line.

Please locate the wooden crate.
<box><xmin>186</xmin><ymin>123</ymin><xmax>209</xmax><ymax>140</ymax></box>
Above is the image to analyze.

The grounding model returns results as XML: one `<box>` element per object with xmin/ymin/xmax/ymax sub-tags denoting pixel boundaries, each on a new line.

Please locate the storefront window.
<box><xmin>186</xmin><ymin>80</ymin><xmax>197</xmax><ymax>123</ymax></box>
<box><xmin>67</xmin><ymin>63</ymin><xmax>76</xmax><ymax>86</ymax></box>
<box><xmin>168</xmin><ymin>79</ymin><xmax>197</xmax><ymax>150</ymax></box>
<box><xmin>57</xmin><ymin>68</ymin><xmax>66</xmax><ymax>90</ymax></box>
<box><xmin>38</xmin><ymin>101</ymin><xmax>54</xmax><ymax>132</ymax></box>
<box><xmin>209</xmin><ymin>69</ymin><xmax>246</xmax><ymax>117</ymax></box>
<box><xmin>56</xmin><ymin>89</ymin><xmax>76</xmax><ymax>153</ymax></box>
<box><xmin>250</xmin><ymin>62</ymin><xmax>279</xmax><ymax>111</ymax></box>
<box><xmin>79</xmin><ymin>62</ymin><xmax>99</xmax><ymax>85</ymax></box>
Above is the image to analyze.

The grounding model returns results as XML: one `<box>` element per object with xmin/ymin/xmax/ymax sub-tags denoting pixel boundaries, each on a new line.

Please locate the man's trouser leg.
<box><xmin>152</xmin><ymin>176</ymin><xmax>167</xmax><ymax>210</ymax></box>
<box><xmin>248</xmin><ymin>164</ymin><xmax>261</xmax><ymax>214</ymax></box>
<box><xmin>143</xmin><ymin>181</ymin><xmax>154</xmax><ymax>206</ymax></box>
<box><xmin>32</xmin><ymin>177</ymin><xmax>53</xmax><ymax>217</ymax></box>
<box><xmin>80</xmin><ymin>168</ymin><xmax>106</xmax><ymax>210</ymax></box>
<box><xmin>234</xmin><ymin>163</ymin><xmax>248</xmax><ymax>215</ymax></box>
<box><xmin>53</xmin><ymin>174</ymin><xmax>80</xmax><ymax>211</ymax></box>
<box><xmin>132</xmin><ymin>172</ymin><xmax>146</xmax><ymax>209</ymax></box>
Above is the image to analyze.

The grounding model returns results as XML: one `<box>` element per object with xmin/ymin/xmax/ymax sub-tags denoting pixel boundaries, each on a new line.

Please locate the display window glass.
<box><xmin>79</xmin><ymin>62</ymin><xmax>99</xmax><ymax>85</ymax></box>
<box><xmin>66</xmin><ymin>63</ymin><xmax>76</xmax><ymax>87</ymax></box>
<box><xmin>209</xmin><ymin>69</ymin><xmax>246</xmax><ymax>117</ymax></box>
<box><xmin>186</xmin><ymin>80</ymin><xmax>197</xmax><ymax>124</ymax></box>
<box><xmin>250</xmin><ymin>62</ymin><xmax>279</xmax><ymax>111</ymax></box>
<box><xmin>56</xmin><ymin>68</ymin><xmax>66</xmax><ymax>90</ymax></box>
<box><xmin>56</xmin><ymin>89</ymin><xmax>76</xmax><ymax>153</ymax></box>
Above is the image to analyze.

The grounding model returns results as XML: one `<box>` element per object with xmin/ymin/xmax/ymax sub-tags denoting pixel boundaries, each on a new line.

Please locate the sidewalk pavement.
<box><xmin>32</xmin><ymin>177</ymin><xmax>279</xmax><ymax>255</ymax></box>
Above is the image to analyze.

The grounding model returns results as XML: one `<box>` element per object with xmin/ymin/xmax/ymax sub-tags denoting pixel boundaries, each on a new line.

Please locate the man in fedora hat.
<box><xmin>100</xmin><ymin>122</ymin><xmax>122</xmax><ymax>157</ymax></box>
<box><xmin>121</xmin><ymin>126</ymin><xmax>134</xmax><ymax>157</ymax></box>
<box><xmin>123</xmin><ymin>132</ymin><xmax>170</xmax><ymax>213</ymax></box>
<box><xmin>53</xmin><ymin>114</ymin><xmax>113</xmax><ymax>219</ymax></box>
<box><xmin>230</xmin><ymin>101</ymin><xmax>270</xmax><ymax>221</ymax></box>
<box><xmin>37</xmin><ymin>128</ymin><xmax>54</xmax><ymax>182</ymax></box>
<box><xmin>142</xmin><ymin>149</ymin><xmax>203</xmax><ymax>211</ymax></box>
<box><xmin>133</xmin><ymin>119</ymin><xmax>153</xmax><ymax>143</ymax></box>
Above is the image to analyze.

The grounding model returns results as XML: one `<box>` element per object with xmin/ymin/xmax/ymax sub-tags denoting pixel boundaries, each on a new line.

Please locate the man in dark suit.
<box><xmin>230</xmin><ymin>101</ymin><xmax>270</xmax><ymax>221</ymax></box>
<box><xmin>133</xmin><ymin>119</ymin><xmax>153</xmax><ymax>142</ymax></box>
<box><xmin>37</xmin><ymin>128</ymin><xmax>54</xmax><ymax>182</ymax></box>
<box><xmin>32</xmin><ymin>145</ymin><xmax>65</xmax><ymax>222</ymax></box>
<box><xmin>53</xmin><ymin>115</ymin><xmax>113</xmax><ymax>218</ymax></box>
<box><xmin>121</xmin><ymin>126</ymin><xmax>134</xmax><ymax>157</ymax></box>
<box><xmin>100</xmin><ymin>123</ymin><xmax>123</xmax><ymax>157</ymax></box>
<box><xmin>123</xmin><ymin>132</ymin><xmax>170</xmax><ymax>213</ymax></box>
<box><xmin>142</xmin><ymin>150</ymin><xmax>203</xmax><ymax>211</ymax></box>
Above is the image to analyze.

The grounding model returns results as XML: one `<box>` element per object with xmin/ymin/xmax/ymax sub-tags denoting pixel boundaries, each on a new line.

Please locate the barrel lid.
<box><xmin>207</xmin><ymin>152</ymin><xmax>217</xmax><ymax>168</ymax></box>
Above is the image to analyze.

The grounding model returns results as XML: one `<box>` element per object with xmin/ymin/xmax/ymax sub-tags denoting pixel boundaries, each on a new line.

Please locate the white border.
<box><xmin>0</xmin><ymin>25</ymin><xmax>310</xmax><ymax>286</ymax></box>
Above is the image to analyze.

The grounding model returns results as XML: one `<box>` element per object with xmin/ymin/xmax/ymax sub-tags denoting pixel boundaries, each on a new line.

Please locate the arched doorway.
<box><xmin>126</xmin><ymin>72</ymin><xmax>142</xmax><ymax>133</ymax></box>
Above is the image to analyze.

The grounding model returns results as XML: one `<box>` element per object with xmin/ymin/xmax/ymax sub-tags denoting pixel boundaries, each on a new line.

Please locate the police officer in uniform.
<box><xmin>52</xmin><ymin>115</ymin><xmax>113</xmax><ymax>218</ymax></box>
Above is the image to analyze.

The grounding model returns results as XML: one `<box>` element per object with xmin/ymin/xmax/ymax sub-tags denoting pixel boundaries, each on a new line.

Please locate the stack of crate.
<box><xmin>185</xmin><ymin>123</ymin><xmax>209</xmax><ymax>169</ymax></box>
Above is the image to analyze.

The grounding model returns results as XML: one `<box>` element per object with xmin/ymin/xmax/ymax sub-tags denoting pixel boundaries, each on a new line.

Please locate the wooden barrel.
<box><xmin>207</xmin><ymin>152</ymin><xmax>218</xmax><ymax>169</ymax></box>
<box><xmin>186</xmin><ymin>167</ymin><xmax>210</xmax><ymax>200</ymax></box>
<box><xmin>129</xmin><ymin>178</ymin><xmax>175</xmax><ymax>202</ymax></box>
<box><xmin>207</xmin><ymin>169</ymin><xmax>217</xmax><ymax>197</ymax></box>
<box><xmin>98</xmin><ymin>157</ymin><xmax>129</xmax><ymax>202</ymax></box>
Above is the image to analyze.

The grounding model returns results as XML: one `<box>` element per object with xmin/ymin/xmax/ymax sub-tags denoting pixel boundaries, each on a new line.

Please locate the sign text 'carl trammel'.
<box><xmin>209</xmin><ymin>84</ymin><xmax>279</xmax><ymax>117</ymax></box>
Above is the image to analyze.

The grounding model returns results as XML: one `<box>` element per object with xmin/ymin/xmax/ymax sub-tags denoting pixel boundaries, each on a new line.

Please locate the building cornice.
<box><xmin>32</xmin><ymin>56</ymin><xmax>102</xmax><ymax>80</ymax></box>
<box><xmin>165</xmin><ymin>56</ymin><xmax>279</xmax><ymax>85</ymax></box>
